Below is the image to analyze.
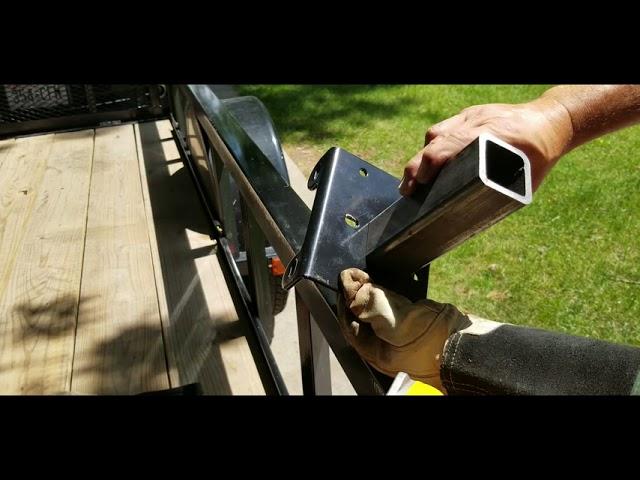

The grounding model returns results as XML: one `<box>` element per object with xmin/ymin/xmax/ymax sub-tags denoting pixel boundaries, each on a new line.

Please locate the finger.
<box><xmin>399</xmin><ymin>150</ymin><xmax>423</xmax><ymax>195</ymax></box>
<box><xmin>425</xmin><ymin>113</ymin><xmax>466</xmax><ymax>145</ymax></box>
<box><xmin>349</xmin><ymin>282</ymin><xmax>377</xmax><ymax>318</ymax></box>
<box><xmin>341</xmin><ymin>274</ymin><xmax>398</xmax><ymax>325</ymax></box>
<box><xmin>339</xmin><ymin>268</ymin><xmax>371</xmax><ymax>305</ymax></box>
<box><xmin>350</xmin><ymin>282</ymin><xmax>420</xmax><ymax>344</ymax></box>
<box><xmin>402</xmin><ymin>132</ymin><xmax>466</xmax><ymax>194</ymax></box>
<box><xmin>404</xmin><ymin>111</ymin><xmax>475</xmax><ymax>195</ymax></box>
<box><xmin>344</xmin><ymin>276</ymin><xmax>398</xmax><ymax>322</ymax></box>
<box><xmin>336</xmin><ymin>288</ymin><xmax>385</xmax><ymax>364</ymax></box>
<box><xmin>413</xmin><ymin>137</ymin><xmax>450</xmax><ymax>185</ymax></box>
<box><xmin>415</xmin><ymin>134</ymin><xmax>470</xmax><ymax>184</ymax></box>
<box><xmin>337</xmin><ymin>305</ymin><xmax>396</xmax><ymax>377</ymax></box>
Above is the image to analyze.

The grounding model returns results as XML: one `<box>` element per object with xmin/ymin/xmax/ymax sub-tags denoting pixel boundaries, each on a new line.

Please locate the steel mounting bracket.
<box><xmin>283</xmin><ymin>133</ymin><xmax>532</xmax><ymax>301</ymax></box>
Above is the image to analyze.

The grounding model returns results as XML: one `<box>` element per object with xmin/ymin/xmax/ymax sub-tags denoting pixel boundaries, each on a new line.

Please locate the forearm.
<box><xmin>540</xmin><ymin>85</ymin><xmax>640</xmax><ymax>153</ymax></box>
<box><xmin>440</xmin><ymin>317</ymin><xmax>640</xmax><ymax>395</ymax></box>
<box><xmin>401</xmin><ymin>84</ymin><xmax>640</xmax><ymax>196</ymax></box>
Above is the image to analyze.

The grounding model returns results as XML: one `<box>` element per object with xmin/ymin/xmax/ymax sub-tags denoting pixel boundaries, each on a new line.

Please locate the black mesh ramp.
<box><xmin>0</xmin><ymin>84</ymin><xmax>167</xmax><ymax>138</ymax></box>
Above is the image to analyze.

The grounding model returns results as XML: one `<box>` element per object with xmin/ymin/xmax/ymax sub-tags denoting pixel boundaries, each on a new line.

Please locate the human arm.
<box><xmin>339</xmin><ymin>268</ymin><xmax>640</xmax><ymax>395</ymax></box>
<box><xmin>400</xmin><ymin>85</ymin><xmax>640</xmax><ymax>195</ymax></box>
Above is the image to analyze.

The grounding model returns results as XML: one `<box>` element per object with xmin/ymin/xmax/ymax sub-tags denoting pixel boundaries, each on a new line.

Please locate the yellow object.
<box><xmin>407</xmin><ymin>381</ymin><xmax>443</xmax><ymax>396</ymax></box>
<box><xmin>387</xmin><ymin>372</ymin><xmax>445</xmax><ymax>395</ymax></box>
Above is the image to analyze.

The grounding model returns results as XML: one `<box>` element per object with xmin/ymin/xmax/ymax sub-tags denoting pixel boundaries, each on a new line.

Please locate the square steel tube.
<box><xmin>365</xmin><ymin>133</ymin><xmax>532</xmax><ymax>276</ymax></box>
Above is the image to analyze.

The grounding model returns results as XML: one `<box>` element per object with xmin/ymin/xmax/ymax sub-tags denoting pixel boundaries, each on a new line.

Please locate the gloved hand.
<box><xmin>337</xmin><ymin>268</ymin><xmax>473</xmax><ymax>391</ymax></box>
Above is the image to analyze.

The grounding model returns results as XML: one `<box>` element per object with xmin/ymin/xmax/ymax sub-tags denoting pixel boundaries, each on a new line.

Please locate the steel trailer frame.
<box><xmin>172</xmin><ymin>85</ymin><xmax>532</xmax><ymax>395</ymax></box>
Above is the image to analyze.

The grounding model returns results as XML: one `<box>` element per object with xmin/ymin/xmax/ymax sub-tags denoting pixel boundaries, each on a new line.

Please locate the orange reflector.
<box><xmin>270</xmin><ymin>257</ymin><xmax>286</xmax><ymax>276</ymax></box>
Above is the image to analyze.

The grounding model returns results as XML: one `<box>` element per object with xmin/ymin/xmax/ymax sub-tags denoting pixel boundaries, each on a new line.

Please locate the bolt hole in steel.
<box><xmin>287</xmin><ymin>257</ymin><xmax>298</xmax><ymax>278</ymax></box>
<box><xmin>359</xmin><ymin>168</ymin><xmax>368</xmax><ymax>177</ymax></box>
<box><xmin>344</xmin><ymin>214</ymin><xmax>360</xmax><ymax>229</ymax></box>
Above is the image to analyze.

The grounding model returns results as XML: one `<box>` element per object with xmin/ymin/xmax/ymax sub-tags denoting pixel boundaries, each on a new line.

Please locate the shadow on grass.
<box><xmin>236</xmin><ymin>85</ymin><xmax>428</xmax><ymax>144</ymax></box>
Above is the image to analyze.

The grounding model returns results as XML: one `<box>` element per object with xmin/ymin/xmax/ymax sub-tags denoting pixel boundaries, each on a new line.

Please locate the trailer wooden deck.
<box><xmin>0</xmin><ymin>119</ymin><xmax>264</xmax><ymax>394</ymax></box>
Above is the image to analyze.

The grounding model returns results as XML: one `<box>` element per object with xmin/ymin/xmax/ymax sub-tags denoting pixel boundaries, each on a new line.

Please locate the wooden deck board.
<box><xmin>0</xmin><ymin>135</ymin><xmax>53</xmax><ymax>305</ymax></box>
<box><xmin>0</xmin><ymin>138</ymin><xmax>16</xmax><ymax>168</ymax></box>
<box><xmin>0</xmin><ymin>120</ymin><xmax>262</xmax><ymax>395</ymax></box>
<box><xmin>71</xmin><ymin>125</ymin><xmax>170</xmax><ymax>394</ymax></box>
<box><xmin>0</xmin><ymin>131</ymin><xmax>92</xmax><ymax>393</ymax></box>
<box><xmin>135</xmin><ymin>120</ymin><xmax>263</xmax><ymax>395</ymax></box>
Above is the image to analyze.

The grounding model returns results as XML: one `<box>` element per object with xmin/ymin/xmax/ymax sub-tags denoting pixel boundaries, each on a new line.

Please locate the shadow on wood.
<box><xmin>138</xmin><ymin>121</ymin><xmax>263</xmax><ymax>395</ymax></box>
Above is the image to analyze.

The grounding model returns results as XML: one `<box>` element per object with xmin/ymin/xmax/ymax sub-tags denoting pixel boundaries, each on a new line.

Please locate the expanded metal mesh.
<box><xmin>0</xmin><ymin>84</ymin><xmax>164</xmax><ymax>125</ymax></box>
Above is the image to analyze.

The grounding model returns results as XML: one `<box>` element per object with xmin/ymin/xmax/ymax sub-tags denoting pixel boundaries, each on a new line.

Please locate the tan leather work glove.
<box><xmin>337</xmin><ymin>268</ymin><xmax>473</xmax><ymax>392</ymax></box>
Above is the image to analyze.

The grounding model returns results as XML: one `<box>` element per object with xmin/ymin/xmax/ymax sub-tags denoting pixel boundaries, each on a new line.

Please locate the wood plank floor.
<box><xmin>0</xmin><ymin>120</ymin><xmax>263</xmax><ymax>394</ymax></box>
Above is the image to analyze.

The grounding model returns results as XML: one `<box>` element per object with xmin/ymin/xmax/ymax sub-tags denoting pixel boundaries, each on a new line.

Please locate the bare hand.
<box><xmin>399</xmin><ymin>97</ymin><xmax>573</xmax><ymax>195</ymax></box>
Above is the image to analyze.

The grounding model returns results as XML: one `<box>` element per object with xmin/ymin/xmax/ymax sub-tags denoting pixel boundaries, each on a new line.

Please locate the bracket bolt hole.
<box><xmin>344</xmin><ymin>214</ymin><xmax>360</xmax><ymax>229</ymax></box>
<box><xmin>359</xmin><ymin>168</ymin><xmax>368</xmax><ymax>177</ymax></box>
<box><xmin>287</xmin><ymin>258</ymin><xmax>298</xmax><ymax>278</ymax></box>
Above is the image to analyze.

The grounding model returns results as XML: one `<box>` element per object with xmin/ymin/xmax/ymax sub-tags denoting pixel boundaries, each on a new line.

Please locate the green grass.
<box><xmin>236</xmin><ymin>85</ymin><xmax>640</xmax><ymax>346</ymax></box>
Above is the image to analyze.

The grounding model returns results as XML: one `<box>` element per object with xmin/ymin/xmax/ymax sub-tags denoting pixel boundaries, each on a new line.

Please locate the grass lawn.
<box><xmin>236</xmin><ymin>85</ymin><xmax>640</xmax><ymax>346</ymax></box>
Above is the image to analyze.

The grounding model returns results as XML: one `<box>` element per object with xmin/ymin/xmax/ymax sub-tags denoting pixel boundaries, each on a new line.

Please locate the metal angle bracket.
<box><xmin>281</xmin><ymin>147</ymin><xmax>423</xmax><ymax>293</ymax></box>
<box><xmin>281</xmin><ymin>148</ymin><xmax>400</xmax><ymax>287</ymax></box>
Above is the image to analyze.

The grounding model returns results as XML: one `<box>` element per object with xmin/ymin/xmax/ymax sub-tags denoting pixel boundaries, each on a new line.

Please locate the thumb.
<box><xmin>338</xmin><ymin>270</ymin><xmax>383</xmax><ymax>363</ymax></box>
<box><xmin>336</xmin><ymin>291</ymin><xmax>395</xmax><ymax>376</ymax></box>
<box><xmin>339</xmin><ymin>268</ymin><xmax>371</xmax><ymax>307</ymax></box>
